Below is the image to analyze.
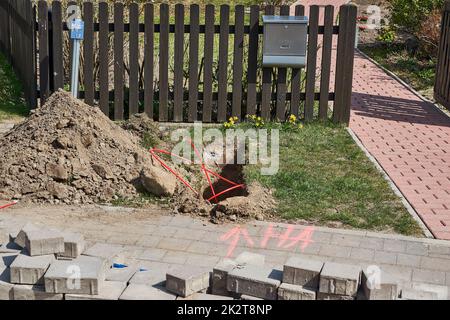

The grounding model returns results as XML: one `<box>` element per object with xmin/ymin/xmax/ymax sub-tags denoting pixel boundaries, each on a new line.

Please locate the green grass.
<box><xmin>360</xmin><ymin>44</ymin><xmax>436</xmax><ymax>100</ymax></box>
<box><xmin>0</xmin><ymin>53</ymin><xmax>28</xmax><ymax>121</ymax></box>
<box><xmin>243</xmin><ymin>121</ymin><xmax>423</xmax><ymax>236</ymax></box>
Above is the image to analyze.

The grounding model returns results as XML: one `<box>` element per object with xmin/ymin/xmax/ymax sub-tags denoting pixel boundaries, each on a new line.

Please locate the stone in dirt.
<box><xmin>141</xmin><ymin>165</ymin><xmax>177</xmax><ymax>196</ymax></box>
<box><xmin>319</xmin><ymin>262</ymin><xmax>361</xmax><ymax>297</ymax></box>
<box><xmin>278</xmin><ymin>283</ymin><xmax>316</xmax><ymax>300</ymax></box>
<box><xmin>283</xmin><ymin>256</ymin><xmax>323</xmax><ymax>289</ymax></box>
<box><xmin>227</xmin><ymin>265</ymin><xmax>282</xmax><ymax>300</ymax></box>
<box><xmin>0</xmin><ymin>267</ymin><xmax>14</xmax><ymax>300</ymax></box>
<box><xmin>0</xmin><ymin>90</ymin><xmax>173</xmax><ymax>204</ymax></box>
<box><xmin>9</xmin><ymin>252</ymin><xmax>55</xmax><ymax>285</ymax></box>
<box><xmin>65</xmin><ymin>281</ymin><xmax>127</xmax><ymax>300</ymax></box>
<box><xmin>57</xmin><ymin>232</ymin><xmax>85</xmax><ymax>259</ymax></box>
<box><xmin>44</xmin><ymin>255</ymin><xmax>105</xmax><ymax>294</ymax></box>
<box><xmin>12</xmin><ymin>284</ymin><xmax>63</xmax><ymax>300</ymax></box>
<box><xmin>166</xmin><ymin>266</ymin><xmax>211</xmax><ymax>297</ymax></box>
<box><xmin>119</xmin><ymin>283</ymin><xmax>177</xmax><ymax>300</ymax></box>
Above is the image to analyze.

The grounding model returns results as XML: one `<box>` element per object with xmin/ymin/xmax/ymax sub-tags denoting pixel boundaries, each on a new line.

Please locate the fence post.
<box><xmin>333</xmin><ymin>4</ymin><xmax>357</xmax><ymax>125</ymax></box>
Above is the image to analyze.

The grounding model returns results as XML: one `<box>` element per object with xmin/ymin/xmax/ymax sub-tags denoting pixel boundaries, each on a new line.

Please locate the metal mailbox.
<box><xmin>262</xmin><ymin>15</ymin><xmax>309</xmax><ymax>68</ymax></box>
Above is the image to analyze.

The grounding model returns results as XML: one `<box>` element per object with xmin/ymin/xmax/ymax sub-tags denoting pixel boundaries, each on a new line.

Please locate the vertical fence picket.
<box><xmin>217</xmin><ymin>5</ymin><xmax>230</xmax><ymax>122</ymax></box>
<box><xmin>188</xmin><ymin>4</ymin><xmax>200</xmax><ymax>122</ymax></box>
<box><xmin>304</xmin><ymin>5</ymin><xmax>319</xmax><ymax>121</ymax></box>
<box><xmin>38</xmin><ymin>0</ymin><xmax>49</xmax><ymax>105</ymax></box>
<box><xmin>318</xmin><ymin>5</ymin><xmax>334</xmax><ymax>120</ymax></box>
<box><xmin>232</xmin><ymin>5</ymin><xmax>244</xmax><ymax>119</ymax></box>
<box><xmin>290</xmin><ymin>5</ymin><xmax>304</xmax><ymax>118</ymax></box>
<box><xmin>173</xmin><ymin>4</ymin><xmax>184</xmax><ymax>122</ymax></box>
<box><xmin>144</xmin><ymin>3</ymin><xmax>154</xmax><ymax>118</ymax></box>
<box><xmin>203</xmin><ymin>4</ymin><xmax>215</xmax><ymax>122</ymax></box>
<box><xmin>51</xmin><ymin>1</ymin><xmax>63</xmax><ymax>90</ymax></box>
<box><xmin>98</xmin><ymin>1</ymin><xmax>109</xmax><ymax>115</ymax></box>
<box><xmin>114</xmin><ymin>2</ymin><xmax>124</xmax><ymax>120</ymax></box>
<box><xmin>261</xmin><ymin>5</ymin><xmax>274</xmax><ymax>120</ymax></box>
<box><xmin>159</xmin><ymin>3</ymin><xmax>169</xmax><ymax>121</ymax></box>
<box><xmin>129</xmin><ymin>3</ymin><xmax>139</xmax><ymax>116</ymax></box>
<box><xmin>83</xmin><ymin>1</ymin><xmax>94</xmax><ymax>106</ymax></box>
<box><xmin>275</xmin><ymin>5</ymin><xmax>290</xmax><ymax>121</ymax></box>
<box><xmin>246</xmin><ymin>5</ymin><xmax>259</xmax><ymax>116</ymax></box>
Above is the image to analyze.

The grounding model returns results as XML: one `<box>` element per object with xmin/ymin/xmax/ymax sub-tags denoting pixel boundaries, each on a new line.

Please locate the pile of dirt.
<box><xmin>0</xmin><ymin>90</ymin><xmax>175</xmax><ymax>204</ymax></box>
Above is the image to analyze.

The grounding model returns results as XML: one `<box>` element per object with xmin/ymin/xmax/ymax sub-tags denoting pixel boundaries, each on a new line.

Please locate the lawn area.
<box><xmin>0</xmin><ymin>53</ymin><xmax>28</xmax><ymax>121</ymax></box>
<box><xmin>243</xmin><ymin>121</ymin><xmax>423</xmax><ymax>237</ymax></box>
<box><xmin>359</xmin><ymin>44</ymin><xmax>436</xmax><ymax>100</ymax></box>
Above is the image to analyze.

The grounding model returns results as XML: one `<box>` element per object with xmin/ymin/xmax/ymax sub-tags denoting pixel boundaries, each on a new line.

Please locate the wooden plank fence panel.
<box><xmin>38</xmin><ymin>0</ymin><xmax>50</xmax><ymax>105</ymax></box>
<box><xmin>261</xmin><ymin>5</ymin><xmax>275</xmax><ymax>120</ymax></box>
<box><xmin>275</xmin><ymin>5</ymin><xmax>290</xmax><ymax>121</ymax></box>
<box><xmin>159</xmin><ymin>3</ymin><xmax>169</xmax><ymax>121</ymax></box>
<box><xmin>290</xmin><ymin>4</ymin><xmax>305</xmax><ymax>117</ymax></box>
<box><xmin>202</xmin><ymin>4</ymin><xmax>215</xmax><ymax>122</ymax></box>
<box><xmin>173</xmin><ymin>3</ymin><xmax>184</xmax><ymax>122</ymax></box>
<box><xmin>114</xmin><ymin>2</ymin><xmax>124</xmax><ymax>120</ymax></box>
<box><xmin>83</xmin><ymin>1</ymin><xmax>94</xmax><ymax>106</ymax></box>
<box><xmin>188</xmin><ymin>4</ymin><xmax>200</xmax><ymax>122</ymax></box>
<box><xmin>52</xmin><ymin>1</ymin><xmax>63</xmax><ymax>91</ymax></box>
<box><xmin>217</xmin><ymin>5</ymin><xmax>230</xmax><ymax>122</ymax></box>
<box><xmin>232</xmin><ymin>5</ymin><xmax>244</xmax><ymax>119</ymax></box>
<box><xmin>304</xmin><ymin>5</ymin><xmax>319</xmax><ymax>121</ymax></box>
<box><xmin>129</xmin><ymin>3</ymin><xmax>140</xmax><ymax>116</ymax></box>
<box><xmin>246</xmin><ymin>5</ymin><xmax>259</xmax><ymax>116</ymax></box>
<box><xmin>98</xmin><ymin>1</ymin><xmax>109</xmax><ymax>115</ymax></box>
<box><xmin>318</xmin><ymin>5</ymin><xmax>334</xmax><ymax>120</ymax></box>
<box><xmin>144</xmin><ymin>3</ymin><xmax>154</xmax><ymax>118</ymax></box>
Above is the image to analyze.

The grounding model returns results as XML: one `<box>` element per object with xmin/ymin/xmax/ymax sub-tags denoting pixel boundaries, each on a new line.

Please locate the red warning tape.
<box><xmin>0</xmin><ymin>201</ymin><xmax>18</xmax><ymax>210</ymax></box>
<box><xmin>150</xmin><ymin>139</ymin><xmax>245</xmax><ymax>203</ymax></box>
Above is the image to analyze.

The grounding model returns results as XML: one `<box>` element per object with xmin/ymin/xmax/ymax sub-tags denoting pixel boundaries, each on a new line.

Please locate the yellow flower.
<box><xmin>289</xmin><ymin>114</ymin><xmax>297</xmax><ymax>123</ymax></box>
<box><xmin>298</xmin><ymin>123</ymin><xmax>304</xmax><ymax>129</ymax></box>
<box><xmin>233</xmin><ymin>116</ymin><xmax>239</xmax><ymax>122</ymax></box>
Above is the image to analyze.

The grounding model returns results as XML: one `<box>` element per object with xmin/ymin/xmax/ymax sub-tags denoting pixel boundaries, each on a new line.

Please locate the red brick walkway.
<box><xmin>350</xmin><ymin>52</ymin><xmax>450</xmax><ymax>240</ymax></box>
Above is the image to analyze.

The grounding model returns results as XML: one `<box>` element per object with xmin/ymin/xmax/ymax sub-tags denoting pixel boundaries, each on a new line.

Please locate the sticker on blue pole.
<box><xmin>70</xmin><ymin>19</ymin><xmax>84</xmax><ymax>40</ymax></box>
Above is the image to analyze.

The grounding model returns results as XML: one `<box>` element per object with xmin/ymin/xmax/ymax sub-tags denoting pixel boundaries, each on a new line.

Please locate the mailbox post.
<box><xmin>70</xmin><ymin>19</ymin><xmax>84</xmax><ymax>98</ymax></box>
<box><xmin>262</xmin><ymin>16</ymin><xmax>308</xmax><ymax>68</ymax></box>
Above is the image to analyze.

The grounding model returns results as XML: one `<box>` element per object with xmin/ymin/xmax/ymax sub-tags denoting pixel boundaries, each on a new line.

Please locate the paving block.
<box><xmin>14</xmin><ymin>223</ymin><xmax>39</xmax><ymax>248</ymax></box>
<box><xmin>25</xmin><ymin>228</ymin><xmax>65</xmax><ymax>256</ymax></box>
<box><xmin>10</xmin><ymin>252</ymin><xmax>55</xmax><ymax>284</ymax></box>
<box><xmin>411</xmin><ymin>283</ymin><xmax>449</xmax><ymax>300</ymax></box>
<box><xmin>240</xmin><ymin>294</ymin><xmax>263</xmax><ymax>300</ymax></box>
<box><xmin>119</xmin><ymin>283</ymin><xmax>176</xmax><ymax>300</ymax></box>
<box><xmin>235</xmin><ymin>251</ymin><xmax>265</xmax><ymax>266</ymax></box>
<box><xmin>212</xmin><ymin>258</ymin><xmax>238</xmax><ymax>296</ymax></box>
<box><xmin>227</xmin><ymin>265</ymin><xmax>282</xmax><ymax>300</ymax></box>
<box><xmin>317</xmin><ymin>292</ymin><xmax>355</xmax><ymax>300</ymax></box>
<box><xmin>319</xmin><ymin>262</ymin><xmax>361</xmax><ymax>297</ymax></box>
<box><xmin>106</xmin><ymin>266</ymin><xmax>137</xmax><ymax>283</ymax></box>
<box><xmin>129</xmin><ymin>266</ymin><xmax>168</xmax><ymax>287</ymax></box>
<box><xmin>0</xmin><ymin>252</ymin><xmax>18</xmax><ymax>268</ymax></box>
<box><xmin>44</xmin><ymin>256</ymin><xmax>105</xmax><ymax>294</ymax></box>
<box><xmin>65</xmin><ymin>281</ymin><xmax>127</xmax><ymax>300</ymax></box>
<box><xmin>13</xmin><ymin>284</ymin><xmax>63</xmax><ymax>300</ymax></box>
<box><xmin>166</xmin><ymin>266</ymin><xmax>210</xmax><ymax>297</ymax></box>
<box><xmin>361</xmin><ymin>269</ymin><xmax>398</xmax><ymax>300</ymax></box>
<box><xmin>82</xmin><ymin>243</ymin><xmax>124</xmax><ymax>267</ymax></box>
<box><xmin>178</xmin><ymin>293</ymin><xmax>233</xmax><ymax>300</ymax></box>
<box><xmin>0</xmin><ymin>267</ymin><xmax>14</xmax><ymax>300</ymax></box>
<box><xmin>401</xmin><ymin>288</ymin><xmax>439</xmax><ymax>300</ymax></box>
<box><xmin>278</xmin><ymin>283</ymin><xmax>316</xmax><ymax>300</ymax></box>
<box><xmin>283</xmin><ymin>256</ymin><xmax>323</xmax><ymax>288</ymax></box>
<box><xmin>58</xmin><ymin>232</ymin><xmax>85</xmax><ymax>259</ymax></box>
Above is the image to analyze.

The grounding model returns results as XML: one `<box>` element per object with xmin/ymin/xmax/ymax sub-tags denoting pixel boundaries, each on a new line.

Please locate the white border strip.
<box><xmin>347</xmin><ymin>127</ymin><xmax>434</xmax><ymax>238</ymax></box>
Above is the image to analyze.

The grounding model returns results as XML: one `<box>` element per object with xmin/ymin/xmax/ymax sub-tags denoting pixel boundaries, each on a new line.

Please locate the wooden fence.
<box><xmin>3</xmin><ymin>1</ymin><xmax>358</xmax><ymax>124</ymax></box>
<box><xmin>435</xmin><ymin>0</ymin><xmax>450</xmax><ymax>111</ymax></box>
<box><xmin>0</xmin><ymin>0</ymin><xmax>37</xmax><ymax>109</ymax></box>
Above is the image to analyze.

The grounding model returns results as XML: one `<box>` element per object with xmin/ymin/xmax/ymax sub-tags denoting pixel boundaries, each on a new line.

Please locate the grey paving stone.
<box><xmin>420</xmin><ymin>257</ymin><xmax>450</xmax><ymax>272</ymax></box>
<box><xmin>412</xmin><ymin>269</ymin><xmax>446</xmax><ymax>285</ymax></box>
<box><xmin>374</xmin><ymin>250</ymin><xmax>397</xmax><ymax>265</ymax></box>
<box><xmin>82</xmin><ymin>243</ymin><xmax>124</xmax><ymax>267</ymax></box>
<box><xmin>13</xmin><ymin>284</ymin><xmax>63</xmax><ymax>300</ymax></box>
<box><xmin>227</xmin><ymin>265</ymin><xmax>282</xmax><ymax>300</ymax></box>
<box><xmin>235</xmin><ymin>251</ymin><xmax>266</xmax><ymax>266</ymax></box>
<box><xmin>58</xmin><ymin>232</ymin><xmax>85</xmax><ymax>259</ymax></box>
<box><xmin>0</xmin><ymin>267</ymin><xmax>14</xmax><ymax>300</ymax></box>
<box><xmin>358</xmin><ymin>237</ymin><xmax>384</xmax><ymax>250</ymax></box>
<box><xmin>166</xmin><ymin>266</ymin><xmax>210</xmax><ymax>297</ymax></box>
<box><xmin>383</xmin><ymin>239</ymin><xmax>407</xmax><ymax>253</ymax></box>
<box><xmin>0</xmin><ymin>252</ymin><xmax>18</xmax><ymax>268</ymax></box>
<box><xmin>405</xmin><ymin>242</ymin><xmax>429</xmax><ymax>256</ymax></box>
<box><xmin>129</xmin><ymin>266</ymin><xmax>169</xmax><ymax>287</ymax></box>
<box><xmin>25</xmin><ymin>229</ymin><xmax>64</xmax><ymax>256</ymax></box>
<box><xmin>212</xmin><ymin>258</ymin><xmax>238</xmax><ymax>296</ymax></box>
<box><xmin>400</xmin><ymin>288</ymin><xmax>438</xmax><ymax>300</ymax></box>
<box><xmin>396</xmin><ymin>253</ymin><xmax>422</xmax><ymax>267</ymax></box>
<box><xmin>119</xmin><ymin>283</ymin><xmax>176</xmax><ymax>300</ymax></box>
<box><xmin>161</xmin><ymin>251</ymin><xmax>190</xmax><ymax>265</ymax></box>
<box><xmin>135</xmin><ymin>236</ymin><xmax>162</xmax><ymax>248</ymax></box>
<box><xmin>178</xmin><ymin>293</ymin><xmax>233</xmax><ymax>300</ymax></box>
<box><xmin>350</xmin><ymin>248</ymin><xmax>375</xmax><ymax>262</ymax></box>
<box><xmin>139</xmin><ymin>248</ymin><xmax>167</xmax><ymax>261</ymax></box>
<box><xmin>330</xmin><ymin>234</ymin><xmax>362</xmax><ymax>247</ymax></box>
<box><xmin>316</xmin><ymin>292</ymin><xmax>355</xmax><ymax>300</ymax></box>
<box><xmin>278</xmin><ymin>283</ymin><xmax>316</xmax><ymax>300</ymax></box>
<box><xmin>311</xmin><ymin>231</ymin><xmax>333</xmax><ymax>244</ymax></box>
<box><xmin>361</xmin><ymin>269</ymin><xmax>398</xmax><ymax>300</ymax></box>
<box><xmin>411</xmin><ymin>282</ymin><xmax>449</xmax><ymax>300</ymax></box>
<box><xmin>157</xmin><ymin>237</ymin><xmax>192</xmax><ymax>251</ymax></box>
<box><xmin>282</xmin><ymin>256</ymin><xmax>323</xmax><ymax>288</ymax></box>
<box><xmin>318</xmin><ymin>244</ymin><xmax>352</xmax><ymax>258</ymax></box>
<box><xmin>319</xmin><ymin>262</ymin><xmax>361</xmax><ymax>297</ymax></box>
<box><xmin>44</xmin><ymin>256</ymin><xmax>105</xmax><ymax>294</ymax></box>
<box><xmin>14</xmin><ymin>223</ymin><xmax>39</xmax><ymax>248</ymax></box>
<box><xmin>65</xmin><ymin>281</ymin><xmax>127</xmax><ymax>300</ymax></box>
<box><xmin>106</xmin><ymin>266</ymin><xmax>137</xmax><ymax>283</ymax></box>
<box><xmin>10</xmin><ymin>252</ymin><xmax>55</xmax><ymax>284</ymax></box>
<box><xmin>186</xmin><ymin>254</ymin><xmax>221</xmax><ymax>268</ymax></box>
